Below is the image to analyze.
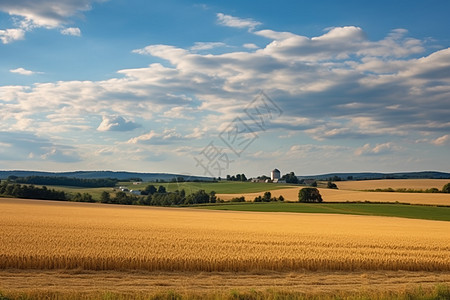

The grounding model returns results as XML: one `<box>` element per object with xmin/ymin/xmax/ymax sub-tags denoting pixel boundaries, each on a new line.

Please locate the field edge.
<box><xmin>1</xmin><ymin>284</ymin><xmax>450</xmax><ymax>300</ymax></box>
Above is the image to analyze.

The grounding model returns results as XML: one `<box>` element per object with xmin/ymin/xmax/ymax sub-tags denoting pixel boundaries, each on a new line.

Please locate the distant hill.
<box><xmin>297</xmin><ymin>171</ymin><xmax>450</xmax><ymax>181</ymax></box>
<box><xmin>0</xmin><ymin>170</ymin><xmax>213</xmax><ymax>182</ymax></box>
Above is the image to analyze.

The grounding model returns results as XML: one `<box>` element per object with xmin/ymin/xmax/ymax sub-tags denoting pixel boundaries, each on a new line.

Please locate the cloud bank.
<box><xmin>0</xmin><ymin>0</ymin><xmax>103</xmax><ymax>42</ymax></box>
<box><xmin>1</xmin><ymin>12</ymin><xmax>449</xmax><ymax>173</ymax></box>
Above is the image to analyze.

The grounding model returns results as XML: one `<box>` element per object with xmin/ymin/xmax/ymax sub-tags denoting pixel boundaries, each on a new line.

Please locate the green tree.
<box><xmin>157</xmin><ymin>185</ymin><xmax>167</xmax><ymax>194</ymax></box>
<box><xmin>443</xmin><ymin>183</ymin><xmax>450</xmax><ymax>193</ymax></box>
<box><xmin>82</xmin><ymin>193</ymin><xmax>94</xmax><ymax>203</ymax></box>
<box><xmin>100</xmin><ymin>191</ymin><xmax>111</xmax><ymax>203</ymax></box>
<box><xmin>254</xmin><ymin>195</ymin><xmax>262</xmax><ymax>202</ymax></box>
<box><xmin>72</xmin><ymin>192</ymin><xmax>83</xmax><ymax>202</ymax></box>
<box><xmin>281</xmin><ymin>172</ymin><xmax>299</xmax><ymax>184</ymax></box>
<box><xmin>185</xmin><ymin>190</ymin><xmax>210</xmax><ymax>204</ymax></box>
<box><xmin>298</xmin><ymin>188</ymin><xmax>323</xmax><ymax>203</ymax></box>
<box><xmin>263</xmin><ymin>191</ymin><xmax>272</xmax><ymax>202</ymax></box>
<box><xmin>327</xmin><ymin>181</ymin><xmax>338</xmax><ymax>189</ymax></box>
<box><xmin>144</xmin><ymin>185</ymin><xmax>157</xmax><ymax>195</ymax></box>
<box><xmin>230</xmin><ymin>196</ymin><xmax>245</xmax><ymax>202</ymax></box>
<box><xmin>209</xmin><ymin>191</ymin><xmax>217</xmax><ymax>203</ymax></box>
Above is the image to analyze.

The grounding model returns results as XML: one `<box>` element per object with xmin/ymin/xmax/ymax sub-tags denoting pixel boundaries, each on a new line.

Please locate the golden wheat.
<box><xmin>336</xmin><ymin>179</ymin><xmax>450</xmax><ymax>191</ymax></box>
<box><xmin>0</xmin><ymin>198</ymin><xmax>449</xmax><ymax>272</ymax></box>
<box><xmin>218</xmin><ymin>179</ymin><xmax>450</xmax><ymax>205</ymax></box>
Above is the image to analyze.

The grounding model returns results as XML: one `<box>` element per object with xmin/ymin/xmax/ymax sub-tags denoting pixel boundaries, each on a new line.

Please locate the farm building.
<box><xmin>271</xmin><ymin>169</ymin><xmax>281</xmax><ymax>181</ymax></box>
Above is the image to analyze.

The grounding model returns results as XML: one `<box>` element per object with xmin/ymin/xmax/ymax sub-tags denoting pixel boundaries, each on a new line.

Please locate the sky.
<box><xmin>0</xmin><ymin>0</ymin><xmax>449</xmax><ymax>178</ymax></box>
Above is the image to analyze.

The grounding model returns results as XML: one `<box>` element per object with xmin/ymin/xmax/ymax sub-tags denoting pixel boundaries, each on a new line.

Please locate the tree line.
<box><xmin>9</xmin><ymin>176</ymin><xmax>118</xmax><ymax>187</ymax></box>
<box><xmin>0</xmin><ymin>181</ymin><xmax>67</xmax><ymax>201</ymax></box>
<box><xmin>100</xmin><ymin>185</ymin><xmax>219</xmax><ymax>206</ymax></box>
<box><xmin>226</xmin><ymin>174</ymin><xmax>247</xmax><ymax>181</ymax></box>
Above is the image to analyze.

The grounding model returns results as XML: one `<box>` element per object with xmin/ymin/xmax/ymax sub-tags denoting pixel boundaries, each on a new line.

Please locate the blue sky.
<box><xmin>1</xmin><ymin>0</ymin><xmax>449</xmax><ymax>177</ymax></box>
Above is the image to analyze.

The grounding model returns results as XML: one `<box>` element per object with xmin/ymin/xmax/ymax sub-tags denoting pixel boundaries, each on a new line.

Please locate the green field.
<box><xmin>36</xmin><ymin>185</ymin><xmax>114</xmax><ymax>200</ymax></box>
<box><xmin>195</xmin><ymin>202</ymin><xmax>450</xmax><ymax>222</ymax></box>
<box><xmin>118</xmin><ymin>181</ymin><xmax>293</xmax><ymax>194</ymax></box>
<box><xmin>37</xmin><ymin>181</ymin><xmax>292</xmax><ymax>201</ymax></box>
<box><xmin>21</xmin><ymin>181</ymin><xmax>450</xmax><ymax>222</ymax></box>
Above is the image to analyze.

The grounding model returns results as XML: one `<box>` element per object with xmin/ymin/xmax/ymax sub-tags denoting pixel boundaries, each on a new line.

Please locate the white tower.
<box><xmin>271</xmin><ymin>169</ymin><xmax>281</xmax><ymax>181</ymax></box>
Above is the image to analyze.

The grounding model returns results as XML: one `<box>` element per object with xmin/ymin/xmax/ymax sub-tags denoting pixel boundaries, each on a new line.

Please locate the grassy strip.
<box><xmin>195</xmin><ymin>202</ymin><xmax>450</xmax><ymax>221</ymax></box>
<box><xmin>118</xmin><ymin>181</ymin><xmax>294</xmax><ymax>194</ymax></box>
<box><xmin>1</xmin><ymin>284</ymin><xmax>449</xmax><ymax>299</ymax></box>
<box><xmin>364</xmin><ymin>188</ymin><xmax>446</xmax><ymax>193</ymax></box>
<box><xmin>37</xmin><ymin>182</ymin><xmax>295</xmax><ymax>201</ymax></box>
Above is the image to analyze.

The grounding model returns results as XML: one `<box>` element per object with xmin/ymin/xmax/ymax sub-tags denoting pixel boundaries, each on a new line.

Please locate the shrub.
<box><xmin>443</xmin><ymin>183</ymin><xmax>450</xmax><ymax>193</ymax></box>
<box><xmin>230</xmin><ymin>196</ymin><xmax>245</xmax><ymax>202</ymax></box>
<box><xmin>327</xmin><ymin>181</ymin><xmax>338</xmax><ymax>189</ymax></box>
<box><xmin>298</xmin><ymin>188</ymin><xmax>323</xmax><ymax>203</ymax></box>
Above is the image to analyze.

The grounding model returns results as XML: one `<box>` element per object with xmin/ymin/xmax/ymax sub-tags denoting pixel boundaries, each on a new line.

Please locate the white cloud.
<box><xmin>163</xmin><ymin>106</ymin><xmax>196</xmax><ymax>120</ymax></box>
<box><xmin>216</xmin><ymin>13</ymin><xmax>261</xmax><ymax>31</ymax></box>
<box><xmin>0</xmin><ymin>131</ymin><xmax>81</xmax><ymax>163</ymax></box>
<box><xmin>0</xmin><ymin>0</ymin><xmax>100</xmax><ymax>28</ymax></box>
<box><xmin>254</xmin><ymin>29</ymin><xmax>297</xmax><ymax>40</ymax></box>
<box><xmin>97</xmin><ymin>115</ymin><xmax>140</xmax><ymax>132</ymax></box>
<box><xmin>243</xmin><ymin>43</ymin><xmax>258</xmax><ymax>49</ymax></box>
<box><xmin>0</xmin><ymin>0</ymin><xmax>102</xmax><ymax>41</ymax></box>
<box><xmin>432</xmin><ymin>135</ymin><xmax>449</xmax><ymax>146</ymax></box>
<box><xmin>0</xmin><ymin>28</ymin><xmax>25</xmax><ymax>44</ymax></box>
<box><xmin>191</xmin><ymin>42</ymin><xmax>226</xmax><ymax>51</ymax></box>
<box><xmin>312</xmin><ymin>26</ymin><xmax>365</xmax><ymax>41</ymax></box>
<box><xmin>1</xmin><ymin>20</ymin><xmax>449</xmax><ymax>172</ymax></box>
<box><xmin>60</xmin><ymin>27</ymin><xmax>81</xmax><ymax>36</ymax></box>
<box><xmin>10</xmin><ymin>67</ymin><xmax>42</xmax><ymax>76</ymax></box>
<box><xmin>127</xmin><ymin>129</ymin><xmax>186</xmax><ymax>145</ymax></box>
<box><xmin>355</xmin><ymin>143</ymin><xmax>398</xmax><ymax>156</ymax></box>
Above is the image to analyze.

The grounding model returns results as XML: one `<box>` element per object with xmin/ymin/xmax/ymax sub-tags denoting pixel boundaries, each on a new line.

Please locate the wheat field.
<box><xmin>218</xmin><ymin>187</ymin><xmax>450</xmax><ymax>205</ymax></box>
<box><xmin>218</xmin><ymin>179</ymin><xmax>450</xmax><ymax>205</ymax></box>
<box><xmin>1</xmin><ymin>198</ymin><xmax>449</xmax><ymax>273</ymax></box>
<box><xmin>336</xmin><ymin>179</ymin><xmax>450</xmax><ymax>191</ymax></box>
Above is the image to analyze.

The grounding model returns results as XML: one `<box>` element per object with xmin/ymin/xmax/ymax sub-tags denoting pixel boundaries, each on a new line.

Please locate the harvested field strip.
<box><xmin>0</xmin><ymin>270</ymin><xmax>449</xmax><ymax>299</ymax></box>
<box><xmin>336</xmin><ymin>179</ymin><xmax>450</xmax><ymax>191</ymax></box>
<box><xmin>1</xmin><ymin>198</ymin><xmax>449</xmax><ymax>272</ymax></box>
<box><xmin>218</xmin><ymin>187</ymin><xmax>450</xmax><ymax>206</ymax></box>
<box><xmin>198</xmin><ymin>202</ymin><xmax>450</xmax><ymax>221</ymax></box>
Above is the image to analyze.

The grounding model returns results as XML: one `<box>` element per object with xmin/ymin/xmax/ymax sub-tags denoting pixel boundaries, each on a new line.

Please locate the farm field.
<box><xmin>1</xmin><ymin>198</ymin><xmax>449</xmax><ymax>298</ymax></box>
<box><xmin>1</xmin><ymin>270</ymin><xmax>449</xmax><ymax>299</ymax></box>
<box><xmin>119</xmin><ymin>180</ymin><xmax>293</xmax><ymax>194</ymax></box>
<box><xmin>196</xmin><ymin>202</ymin><xmax>450</xmax><ymax>221</ymax></box>
<box><xmin>37</xmin><ymin>179</ymin><xmax>450</xmax><ymax>205</ymax></box>
<box><xmin>217</xmin><ymin>179</ymin><xmax>450</xmax><ymax>206</ymax></box>
<box><xmin>336</xmin><ymin>179</ymin><xmax>450</xmax><ymax>191</ymax></box>
<box><xmin>217</xmin><ymin>187</ymin><xmax>450</xmax><ymax>205</ymax></box>
<box><xmin>36</xmin><ymin>181</ymin><xmax>293</xmax><ymax>201</ymax></box>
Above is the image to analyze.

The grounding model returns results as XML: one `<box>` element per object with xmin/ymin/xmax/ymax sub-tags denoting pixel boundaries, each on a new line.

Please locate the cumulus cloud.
<box><xmin>127</xmin><ymin>129</ymin><xmax>186</xmax><ymax>145</ymax></box>
<box><xmin>0</xmin><ymin>0</ymin><xmax>102</xmax><ymax>41</ymax></box>
<box><xmin>243</xmin><ymin>43</ymin><xmax>258</xmax><ymax>49</ymax></box>
<box><xmin>0</xmin><ymin>28</ymin><xmax>25</xmax><ymax>44</ymax></box>
<box><xmin>60</xmin><ymin>27</ymin><xmax>81</xmax><ymax>36</ymax></box>
<box><xmin>432</xmin><ymin>134</ymin><xmax>449</xmax><ymax>146</ymax></box>
<box><xmin>97</xmin><ymin>115</ymin><xmax>140</xmax><ymax>132</ymax></box>
<box><xmin>191</xmin><ymin>42</ymin><xmax>226</xmax><ymax>51</ymax></box>
<box><xmin>1</xmin><ymin>18</ymin><xmax>449</xmax><ymax>171</ymax></box>
<box><xmin>0</xmin><ymin>0</ymin><xmax>100</xmax><ymax>28</ymax></box>
<box><xmin>354</xmin><ymin>143</ymin><xmax>398</xmax><ymax>156</ymax></box>
<box><xmin>216</xmin><ymin>13</ymin><xmax>261</xmax><ymax>31</ymax></box>
<box><xmin>0</xmin><ymin>131</ymin><xmax>81</xmax><ymax>162</ymax></box>
<box><xmin>10</xmin><ymin>67</ymin><xmax>42</xmax><ymax>76</ymax></box>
